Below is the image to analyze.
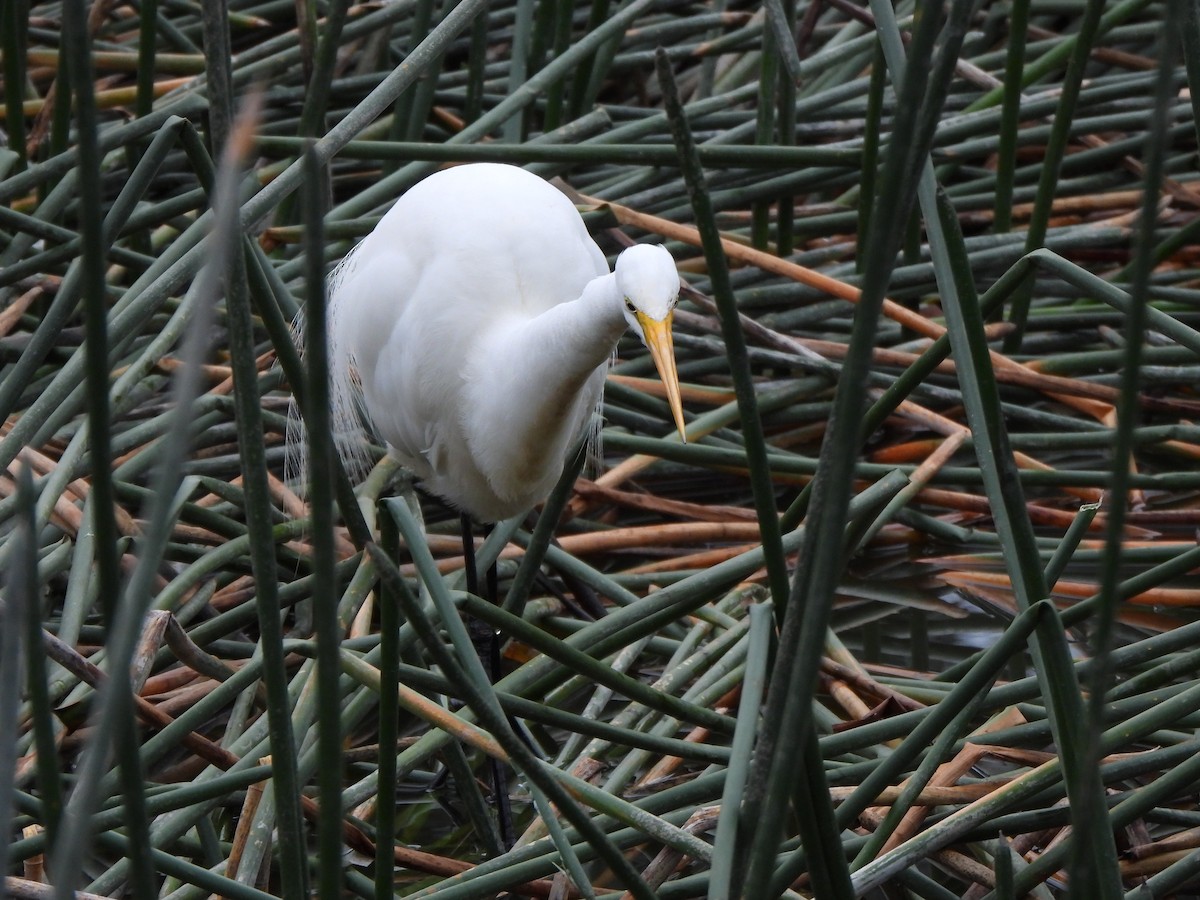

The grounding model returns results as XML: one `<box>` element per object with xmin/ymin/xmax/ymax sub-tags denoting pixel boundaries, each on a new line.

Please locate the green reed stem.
<box><xmin>656</xmin><ymin>49</ymin><xmax>790</xmax><ymax>616</ymax></box>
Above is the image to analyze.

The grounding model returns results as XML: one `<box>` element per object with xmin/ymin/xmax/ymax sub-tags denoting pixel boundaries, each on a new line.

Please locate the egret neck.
<box><xmin>462</xmin><ymin>273</ymin><xmax>627</xmax><ymax>512</ymax></box>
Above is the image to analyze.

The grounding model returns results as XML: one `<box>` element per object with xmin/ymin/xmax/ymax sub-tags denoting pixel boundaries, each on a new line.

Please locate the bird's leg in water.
<box><xmin>460</xmin><ymin>514</ymin><xmax>515</xmax><ymax>849</ymax></box>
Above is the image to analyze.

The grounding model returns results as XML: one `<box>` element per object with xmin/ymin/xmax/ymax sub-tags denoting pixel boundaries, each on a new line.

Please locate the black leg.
<box><xmin>461</xmin><ymin>513</ymin><xmax>479</xmax><ymax>596</ymax></box>
<box><xmin>460</xmin><ymin>514</ymin><xmax>515</xmax><ymax>850</ymax></box>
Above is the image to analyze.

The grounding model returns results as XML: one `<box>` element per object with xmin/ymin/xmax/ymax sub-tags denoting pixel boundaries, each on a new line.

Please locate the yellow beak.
<box><xmin>637</xmin><ymin>311</ymin><xmax>687</xmax><ymax>442</ymax></box>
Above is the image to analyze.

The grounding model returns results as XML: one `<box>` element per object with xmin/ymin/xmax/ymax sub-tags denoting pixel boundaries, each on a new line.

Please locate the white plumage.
<box><xmin>304</xmin><ymin>162</ymin><xmax>685</xmax><ymax>522</ymax></box>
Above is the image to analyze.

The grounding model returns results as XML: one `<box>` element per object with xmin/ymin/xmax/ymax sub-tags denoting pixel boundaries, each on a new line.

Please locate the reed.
<box><xmin>0</xmin><ymin>0</ymin><xmax>1195</xmax><ymax>897</ymax></box>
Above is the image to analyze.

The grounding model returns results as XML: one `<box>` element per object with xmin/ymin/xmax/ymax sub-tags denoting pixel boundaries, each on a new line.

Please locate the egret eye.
<box><xmin>624</xmin><ymin>298</ymin><xmax>636</xmax><ymax>313</ymax></box>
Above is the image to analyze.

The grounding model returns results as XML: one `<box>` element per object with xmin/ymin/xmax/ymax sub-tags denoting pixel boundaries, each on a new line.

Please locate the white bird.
<box><xmin>310</xmin><ymin>162</ymin><xmax>687</xmax><ymax>522</ymax></box>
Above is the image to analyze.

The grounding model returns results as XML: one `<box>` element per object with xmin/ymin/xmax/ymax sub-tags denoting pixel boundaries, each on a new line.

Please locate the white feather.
<box><xmin>286</xmin><ymin>163</ymin><xmax>683</xmax><ymax>521</ymax></box>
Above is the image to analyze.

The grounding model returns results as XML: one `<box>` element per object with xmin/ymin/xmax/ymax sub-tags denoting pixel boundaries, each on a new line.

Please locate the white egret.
<box><xmin>312</xmin><ymin>162</ymin><xmax>687</xmax><ymax>522</ymax></box>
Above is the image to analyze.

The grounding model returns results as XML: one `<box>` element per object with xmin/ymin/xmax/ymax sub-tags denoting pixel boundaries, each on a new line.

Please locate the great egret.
<box><xmin>311</xmin><ymin>162</ymin><xmax>687</xmax><ymax>522</ymax></box>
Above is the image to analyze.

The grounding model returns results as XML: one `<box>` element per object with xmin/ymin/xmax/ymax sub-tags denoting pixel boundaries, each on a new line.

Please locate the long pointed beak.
<box><xmin>637</xmin><ymin>311</ymin><xmax>687</xmax><ymax>442</ymax></box>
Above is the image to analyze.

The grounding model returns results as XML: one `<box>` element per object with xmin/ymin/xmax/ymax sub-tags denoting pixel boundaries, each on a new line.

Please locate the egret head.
<box><xmin>617</xmin><ymin>244</ymin><xmax>679</xmax><ymax>325</ymax></box>
<box><xmin>615</xmin><ymin>244</ymin><xmax>687</xmax><ymax>442</ymax></box>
